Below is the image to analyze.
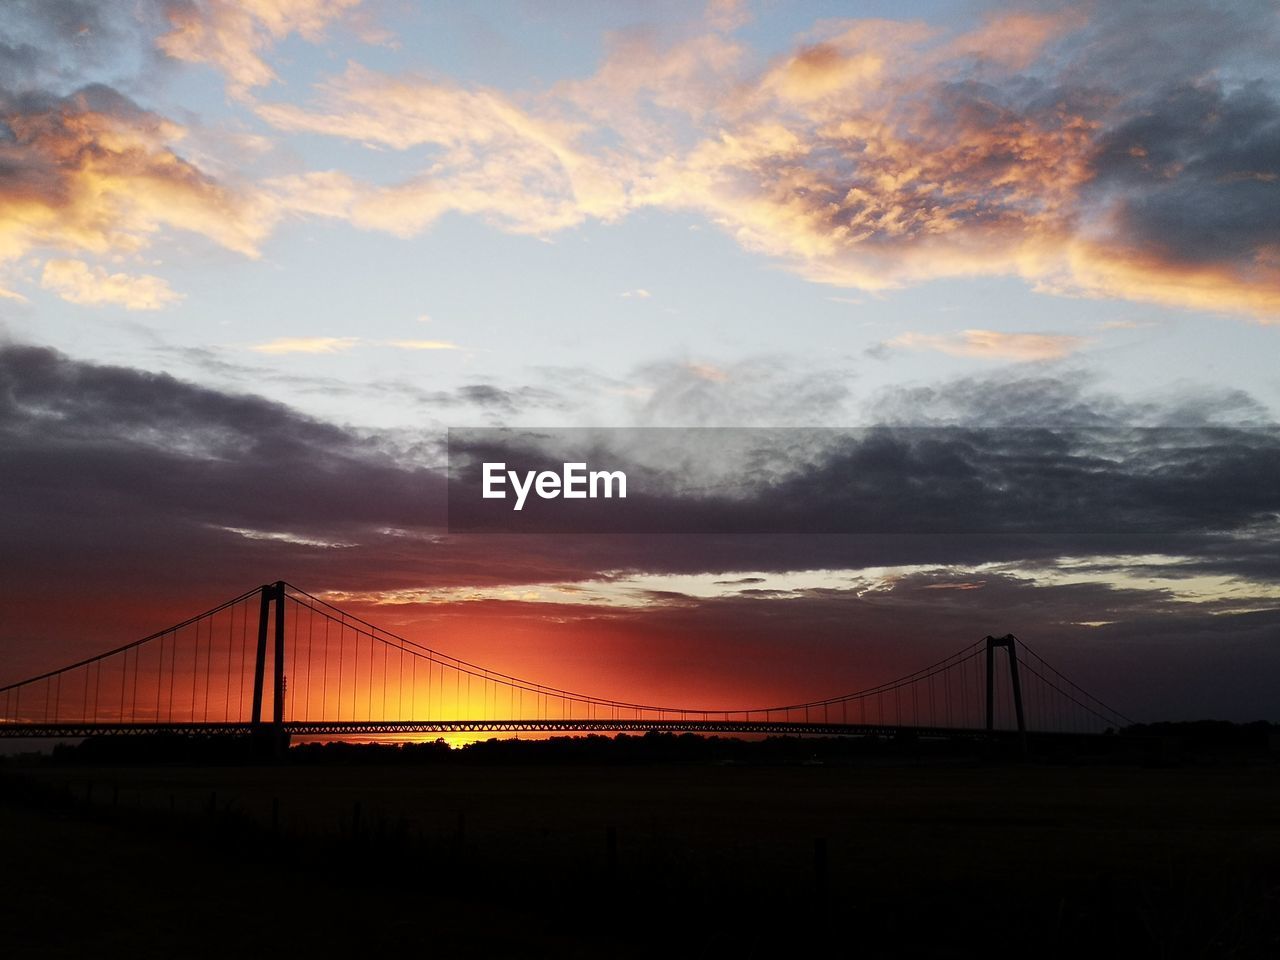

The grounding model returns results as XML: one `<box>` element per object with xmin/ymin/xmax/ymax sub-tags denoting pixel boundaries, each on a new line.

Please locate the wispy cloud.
<box><xmin>248</xmin><ymin>337</ymin><xmax>461</xmax><ymax>354</ymax></box>
<box><xmin>249</xmin><ymin>336</ymin><xmax>360</xmax><ymax>355</ymax></box>
<box><xmin>218</xmin><ymin>526</ymin><xmax>356</xmax><ymax>548</ymax></box>
<box><xmin>260</xmin><ymin>61</ymin><xmax>628</xmax><ymax>236</ymax></box>
<box><xmin>157</xmin><ymin>0</ymin><xmax>361</xmax><ymax>98</ymax></box>
<box><xmin>1096</xmin><ymin>319</ymin><xmax>1159</xmax><ymax>331</ymax></box>
<box><xmin>686</xmin><ymin>362</ymin><xmax>728</xmax><ymax>382</ymax></box>
<box><xmin>620</xmin><ymin>289</ymin><xmax>652</xmax><ymax>299</ymax></box>
<box><xmin>383</xmin><ymin>339</ymin><xmax>460</xmax><ymax>351</ymax></box>
<box><xmin>884</xmin><ymin>330</ymin><xmax>1087</xmax><ymax>362</ymax></box>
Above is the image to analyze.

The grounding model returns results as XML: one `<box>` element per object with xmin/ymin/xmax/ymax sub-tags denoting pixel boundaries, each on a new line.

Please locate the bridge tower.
<box><xmin>249</xmin><ymin>581</ymin><xmax>289</xmax><ymax>756</ymax></box>
<box><xmin>985</xmin><ymin>634</ymin><xmax>1027</xmax><ymax>755</ymax></box>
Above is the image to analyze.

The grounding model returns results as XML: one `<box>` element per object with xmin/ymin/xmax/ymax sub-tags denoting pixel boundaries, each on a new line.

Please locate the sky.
<box><xmin>0</xmin><ymin>0</ymin><xmax>1278</xmax><ymax>724</ymax></box>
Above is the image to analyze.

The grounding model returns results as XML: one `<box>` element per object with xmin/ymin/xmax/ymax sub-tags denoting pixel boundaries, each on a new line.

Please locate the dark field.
<box><xmin>2</xmin><ymin>750</ymin><xmax>1279</xmax><ymax>958</ymax></box>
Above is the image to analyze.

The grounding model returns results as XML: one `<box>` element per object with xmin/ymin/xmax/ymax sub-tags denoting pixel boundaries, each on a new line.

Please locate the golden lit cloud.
<box><xmin>241</xmin><ymin>6</ymin><xmax>1280</xmax><ymax>319</ymax></box>
<box><xmin>253</xmin><ymin>15</ymin><xmax>1108</xmax><ymax>307</ymax></box>
<box><xmin>1054</xmin><ymin>240</ymin><xmax>1280</xmax><ymax>318</ymax></box>
<box><xmin>40</xmin><ymin>259</ymin><xmax>183</xmax><ymax>310</ymax></box>
<box><xmin>248</xmin><ymin>336</ymin><xmax>461</xmax><ymax>354</ymax></box>
<box><xmin>259</xmin><ymin>63</ymin><xmax>629</xmax><ymax>235</ymax></box>
<box><xmin>0</xmin><ymin>85</ymin><xmax>271</xmax><ymax>287</ymax></box>
<box><xmin>886</xmin><ymin>330</ymin><xmax>1087</xmax><ymax>362</ymax></box>
<box><xmin>157</xmin><ymin>0</ymin><xmax>361</xmax><ymax>97</ymax></box>
<box><xmin>249</xmin><ymin>336</ymin><xmax>360</xmax><ymax>354</ymax></box>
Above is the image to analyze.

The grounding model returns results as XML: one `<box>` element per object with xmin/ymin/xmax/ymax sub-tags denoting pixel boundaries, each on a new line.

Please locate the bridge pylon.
<box><xmin>249</xmin><ymin>581</ymin><xmax>289</xmax><ymax>757</ymax></box>
<box><xmin>985</xmin><ymin>634</ymin><xmax>1027</xmax><ymax>755</ymax></box>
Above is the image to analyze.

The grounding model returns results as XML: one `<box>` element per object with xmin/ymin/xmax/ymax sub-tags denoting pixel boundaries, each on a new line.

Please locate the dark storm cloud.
<box><xmin>4</xmin><ymin>343</ymin><xmax>1276</xmax><ymax>597</ymax></box>
<box><xmin>0</xmin><ymin>342</ymin><xmax>443</xmax><ymax>542</ymax></box>
<box><xmin>868</xmin><ymin>372</ymin><xmax>1273</xmax><ymax>427</ymax></box>
<box><xmin>1029</xmin><ymin>0</ymin><xmax>1280</xmax><ymax>309</ymax></box>
<box><xmin>1049</xmin><ymin>0</ymin><xmax>1279</xmax><ymax>92</ymax></box>
<box><xmin>1089</xmin><ymin>80</ymin><xmax>1280</xmax><ymax>268</ymax></box>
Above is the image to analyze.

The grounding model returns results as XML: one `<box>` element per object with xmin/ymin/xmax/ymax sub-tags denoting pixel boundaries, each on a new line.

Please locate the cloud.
<box><xmin>384</xmin><ymin>339</ymin><xmax>459</xmax><ymax>351</ymax></box>
<box><xmin>0</xmin><ymin>1</ymin><xmax>149</xmax><ymax>91</ymax></box>
<box><xmin>249</xmin><ymin>2</ymin><xmax>1280</xmax><ymax>318</ymax></box>
<box><xmin>1058</xmin><ymin>78</ymin><xmax>1280</xmax><ymax>315</ymax></box>
<box><xmin>247</xmin><ymin>337</ymin><xmax>461</xmax><ymax>355</ymax></box>
<box><xmin>884</xmin><ymin>329</ymin><xmax>1087</xmax><ymax>361</ymax></box>
<box><xmin>705</xmin><ymin>0</ymin><xmax>750</xmax><ymax>33</ymax></box>
<box><xmin>620</xmin><ymin>289</ymin><xmax>652</xmax><ymax>299</ymax></box>
<box><xmin>625</xmin><ymin>357</ymin><xmax>855</xmax><ymax>426</ymax></box>
<box><xmin>148</xmin><ymin>342</ymin><xmax>565</xmax><ymax>420</ymax></box>
<box><xmin>0</xmin><ymin>341</ymin><xmax>443</xmax><ymax>587</ymax></box>
<box><xmin>249</xmin><ymin>336</ymin><xmax>360</xmax><ymax>354</ymax></box>
<box><xmin>686</xmin><ymin>361</ymin><xmax>727</xmax><ymax>382</ymax></box>
<box><xmin>8</xmin><ymin>2</ymin><xmax>1278</xmax><ymax>317</ymax></box>
<box><xmin>1096</xmin><ymin>319</ymin><xmax>1156</xmax><ymax>330</ymax></box>
<box><xmin>867</xmin><ymin>368</ymin><xmax>1275</xmax><ymax>428</ymax></box>
<box><xmin>260</xmin><ymin>62</ymin><xmax>629</xmax><ymax>236</ymax></box>
<box><xmin>0</xmin><ymin>83</ymin><xmax>271</xmax><ymax>284</ymax></box>
<box><xmin>40</xmin><ymin>258</ymin><xmax>183</xmax><ymax>310</ymax></box>
<box><xmin>10</xmin><ymin>340</ymin><xmax>1274</xmax><ymax>581</ymax></box>
<box><xmin>156</xmin><ymin>0</ymin><xmax>361</xmax><ymax>97</ymax></box>
<box><xmin>628</xmin><ymin>2</ymin><xmax>1280</xmax><ymax>318</ymax></box>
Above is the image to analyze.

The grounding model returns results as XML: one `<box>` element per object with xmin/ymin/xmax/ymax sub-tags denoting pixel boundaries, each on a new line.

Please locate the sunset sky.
<box><xmin>1</xmin><ymin>0</ymin><xmax>1278</xmax><ymax>723</ymax></box>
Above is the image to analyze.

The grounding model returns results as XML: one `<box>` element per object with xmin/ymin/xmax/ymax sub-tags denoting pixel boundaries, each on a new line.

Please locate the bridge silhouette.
<box><xmin>0</xmin><ymin>581</ymin><xmax>1132</xmax><ymax>747</ymax></box>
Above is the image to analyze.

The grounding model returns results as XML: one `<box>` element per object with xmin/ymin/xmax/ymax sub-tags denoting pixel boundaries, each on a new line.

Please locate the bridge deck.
<box><xmin>0</xmin><ymin>719</ymin><xmax>1046</xmax><ymax>739</ymax></box>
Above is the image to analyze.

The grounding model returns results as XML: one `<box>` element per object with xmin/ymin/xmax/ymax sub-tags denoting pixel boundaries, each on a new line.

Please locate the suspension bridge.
<box><xmin>0</xmin><ymin>582</ymin><xmax>1132</xmax><ymax>748</ymax></box>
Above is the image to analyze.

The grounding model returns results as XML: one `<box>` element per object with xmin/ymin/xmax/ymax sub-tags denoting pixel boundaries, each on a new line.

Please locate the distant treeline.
<box><xmin>8</xmin><ymin>720</ymin><xmax>1274</xmax><ymax>766</ymax></box>
<box><xmin>44</xmin><ymin>730</ymin><xmax>969</xmax><ymax>766</ymax></box>
<box><xmin>1123</xmin><ymin>719</ymin><xmax>1277</xmax><ymax>746</ymax></box>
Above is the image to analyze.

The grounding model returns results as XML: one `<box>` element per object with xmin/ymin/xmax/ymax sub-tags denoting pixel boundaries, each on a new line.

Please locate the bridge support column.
<box><xmin>272</xmin><ymin>580</ymin><xmax>286</xmax><ymax>725</ymax></box>
<box><xmin>271</xmin><ymin>581</ymin><xmax>288</xmax><ymax>757</ymax></box>
<box><xmin>250</xmin><ymin>582</ymin><xmax>290</xmax><ymax>758</ymax></box>
<box><xmin>985</xmin><ymin>634</ymin><xmax>1028</xmax><ymax>757</ymax></box>
<box><xmin>250</xmin><ymin>585</ymin><xmax>271</xmax><ymax>728</ymax></box>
